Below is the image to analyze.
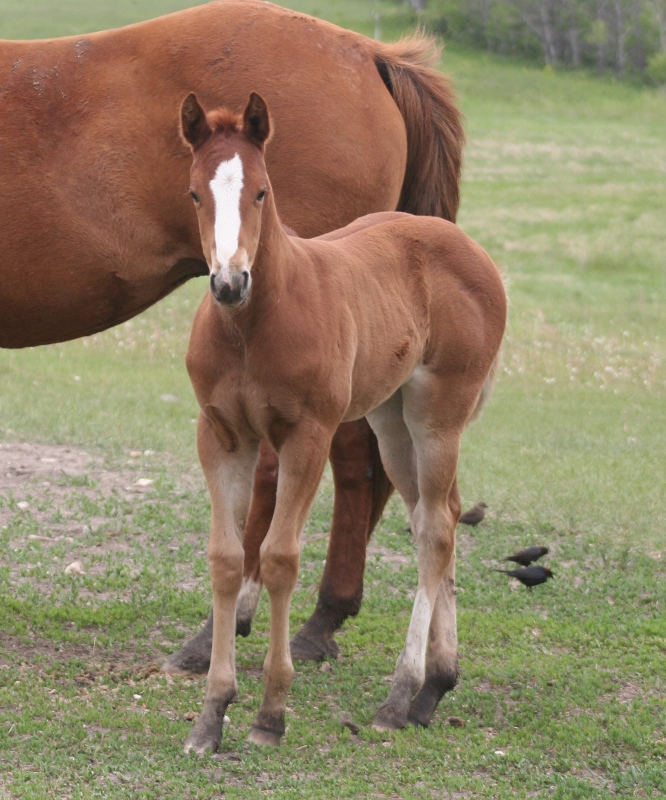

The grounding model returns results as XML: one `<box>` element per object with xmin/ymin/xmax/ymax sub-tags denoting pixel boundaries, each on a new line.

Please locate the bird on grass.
<box><xmin>494</xmin><ymin>565</ymin><xmax>554</xmax><ymax>590</ymax></box>
<box><xmin>505</xmin><ymin>546</ymin><xmax>549</xmax><ymax>567</ymax></box>
<box><xmin>458</xmin><ymin>502</ymin><xmax>487</xmax><ymax>526</ymax></box>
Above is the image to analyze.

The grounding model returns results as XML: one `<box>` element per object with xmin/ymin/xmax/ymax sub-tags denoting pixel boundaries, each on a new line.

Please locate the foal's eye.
<box><xmin>256</xmin><ymin>190</ymin><xmax>267</xmax><ymax>202</ymax></box>
<box><xmin>189</xmin><ymin>190</ymin><xmax>200</xmax><ymax>204</ymax></box>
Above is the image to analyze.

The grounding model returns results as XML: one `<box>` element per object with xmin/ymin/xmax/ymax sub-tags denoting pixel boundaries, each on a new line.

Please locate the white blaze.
<box><xmin>209</xmin><ymin>153</ymin><xmax>244</xmax><ymax>279</ymax></box>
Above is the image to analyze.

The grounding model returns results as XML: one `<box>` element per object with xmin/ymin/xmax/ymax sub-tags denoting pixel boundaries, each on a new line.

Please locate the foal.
<box><xmin>180</xmin><ymin>93</ymin><xmax>506</xmax><ymax>754</ymax></box>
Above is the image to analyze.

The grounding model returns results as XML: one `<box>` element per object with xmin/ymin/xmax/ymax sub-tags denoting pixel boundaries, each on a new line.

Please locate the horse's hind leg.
<box><xmin>290</xmin><ymin>419</ymin><xmax>391</xmax><ymax>661</ymax></box>
<box><xmin>369</xmin><ymin>382</ymin><xmax>465</xmax><ymax>731</ymax></box>
<box><xmin>408</xmin><ymin>481</ymin><xmax>461</xmax><ymax>727</ymax></box>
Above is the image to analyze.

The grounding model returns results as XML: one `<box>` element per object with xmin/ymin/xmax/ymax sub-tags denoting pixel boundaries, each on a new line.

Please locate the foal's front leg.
<box><xmin>247</xmin><ymin>422</ymin><xmax>333</xmax><ymax>746</ymax></box>
<box><xmin>184</xmin><ymin>414</ymin><xmax>259</xmax><ymax>755</ymax></box>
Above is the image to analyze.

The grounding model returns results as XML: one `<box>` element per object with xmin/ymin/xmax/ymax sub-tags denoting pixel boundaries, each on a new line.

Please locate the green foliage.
<box><xmin>647</xmin><ymin>48</ymin><xmax>666</xmax><ymax>83</ymax></box>
<box><xmin>418</xmin><ymin>0</ymin><xmax>666</xmax><ymax>80</ymax></box>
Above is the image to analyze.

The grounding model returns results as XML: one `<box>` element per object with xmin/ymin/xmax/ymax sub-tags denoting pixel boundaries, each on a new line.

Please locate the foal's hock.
<box><xmin>181</xmin><ymin>92</ymin><xmax>506</xmax><ymax>754</ymax></box>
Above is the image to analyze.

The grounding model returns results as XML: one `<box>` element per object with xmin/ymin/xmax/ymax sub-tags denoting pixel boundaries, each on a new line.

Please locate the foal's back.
<box><xmin>297</xmin><ymin>213</ymin><xmax>505</xmax><ymax>420</ymax></box>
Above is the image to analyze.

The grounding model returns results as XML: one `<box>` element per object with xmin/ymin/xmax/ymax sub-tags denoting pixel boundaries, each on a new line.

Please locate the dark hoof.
<box><xmin>372</xmin><ymin>701</ymin><xmax>409</xmax><ymax>732</ymax></box>
<box><xmin>236</xmin><ymin>618</ymin><xmax>252</xmax><ymax>638</ymax></box>
<box><xmin>407</xmin><ymin>705</ymin><xmax>432</xmax><ymax>728</ymax></box>
<box><xmin>183</xmin><ymin>733</ymin><xmax>219</xmax><ymax>756</ymax></box>
<box><xmin>163</xmin><ymin>613</ymin><xmax>213</xmax><ymax>678</ymax></box>
<box><xmin>183</xmin><ymin>718</ymin><xmax>221</xmax><ymax>756</ymax></box>
<box><xmin>162</xmin><ymin>650</ymin><xmax>210</xmax><ymax>679</ymax></box>
<box><xmin>183</xmin><ymin>699</ymin><xmax>232</xmax><ymax>756</ymax></box>
<box><xmin>247</xmin><ymin>727</ymin><xmax>282</xmax><ymax>747</ymax></box>
<box><xmin>408</xmin><ymin>670</ymin><xmax>459</xmax><ymax>727</ymax></box>
<box><xmin>289</xmin><ymin>628</ymin><xmax>339</xmax><ymax>662</ymax></box>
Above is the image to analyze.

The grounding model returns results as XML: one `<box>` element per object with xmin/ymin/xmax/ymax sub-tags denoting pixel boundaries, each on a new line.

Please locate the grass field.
<box><xmin>0</xmin><ymin>2</ymin><xmax>664</xmax><ymax>798</ymax></box>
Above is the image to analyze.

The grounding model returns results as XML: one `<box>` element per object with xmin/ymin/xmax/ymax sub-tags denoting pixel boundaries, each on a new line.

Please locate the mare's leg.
<box><xmin>291</xmin><ymin>419</ymin><xmax>393</xmax><ymax>661</ymax></box>
<box><xmin>162</xmin><ymin>441</ymin><xmax>277</xmax><ymax>676</ymax></box>
<box><xmin>184</xmin><ymin>415</ymin><xmax>259</xmax><ymax>755</ymax></box>
<box><xmin>369</xmin><ymin>379</ymin><xmax>467</xmax><ymax>731</ymax></box>
<box><xmin>248</xmin><ymin>423</ymin><xmax>332</xmax><ymax>746</ymax></box>
<box><xmin>236</xmin><ymin>441</ymin><xmax>278</xmax><ymax>635</ymax></box>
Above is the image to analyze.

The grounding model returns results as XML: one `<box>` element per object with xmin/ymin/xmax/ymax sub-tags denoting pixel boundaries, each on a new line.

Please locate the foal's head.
<box><xmin>181</xmin><ymin>93</ymin><xmax>271</xmax><ymax>307</ymax></box>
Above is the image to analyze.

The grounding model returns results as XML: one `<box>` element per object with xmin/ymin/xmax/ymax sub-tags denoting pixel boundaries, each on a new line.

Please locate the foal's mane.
<box><xmin>206</xmin><ymin>109</ymin><xmax>243</xmax><ymax>136</ymax></box>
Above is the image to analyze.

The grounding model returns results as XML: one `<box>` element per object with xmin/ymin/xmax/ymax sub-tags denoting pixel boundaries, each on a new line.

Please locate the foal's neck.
<box><xmin>239</xmin><ymin>181</ymin><xmax>295</xmax><ymax>320</ymax></box>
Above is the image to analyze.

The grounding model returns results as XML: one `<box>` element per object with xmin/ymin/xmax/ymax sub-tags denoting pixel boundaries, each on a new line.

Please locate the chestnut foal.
<box><xmin>180</xmin><ymin>93</ymin><xmax>506</xmax><ymax>754</ymax></box>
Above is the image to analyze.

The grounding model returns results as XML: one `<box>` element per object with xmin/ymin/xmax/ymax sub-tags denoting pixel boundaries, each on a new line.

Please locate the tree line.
<box><xmin>401</xmin><ymin>0</ymin><xmax>666</xmax><ymax>82</ymax></box>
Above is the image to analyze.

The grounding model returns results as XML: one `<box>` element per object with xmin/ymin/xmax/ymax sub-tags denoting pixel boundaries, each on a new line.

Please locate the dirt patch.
<box><xmin>0</xmin><ymin>440</ymin><xmax>159</xmax><ymax>534</ymax></box>
<box><xmin>0</xmin><ymin>633</ymin><xmax>163</xmax><ymax>675</ymax></box>
<box><xmin>0</xmin><ymin>439</ymin><xmax>208</xmax><ymax>604</ymax></box>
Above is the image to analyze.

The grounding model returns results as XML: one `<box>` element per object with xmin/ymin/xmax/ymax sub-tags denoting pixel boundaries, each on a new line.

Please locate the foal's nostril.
<box><xmin>241</xmin><ymin>271</ymin><xmax>250</xmax><ymax>291</ymax></box>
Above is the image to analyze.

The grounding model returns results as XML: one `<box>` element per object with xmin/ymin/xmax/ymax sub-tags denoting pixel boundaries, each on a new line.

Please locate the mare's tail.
<box><xmin>372</xmin><ymin>34</ymin><xmax>465</xmax><ymax>222</ymax></box>
<box><xmin>364</xmin><ymin>34</ymin><xmax>465</xmax><ymax>532</ymax></box>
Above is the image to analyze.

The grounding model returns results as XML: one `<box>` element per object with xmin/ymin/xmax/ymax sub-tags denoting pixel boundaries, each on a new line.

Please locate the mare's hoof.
<box><xmin>162</xmin><ymin>648</ymin><xmax>210</xmax><ymax>678</ymax></box>
<box><xmin>162</xmin><ymin>615</ymin><xmax>213</xmax><ymax>678</ymax></box>
<box><xmin>289</xmin><ymin>629</ymin><xmax>339</xmax><ymax>662</ymax></box>
<box><xmin>247</xmin><ymin>727</ymin><xmax>282</xmax><ymax>747</ymax></box>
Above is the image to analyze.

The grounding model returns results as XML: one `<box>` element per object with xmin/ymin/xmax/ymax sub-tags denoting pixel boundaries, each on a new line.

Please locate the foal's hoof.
<box><xmin>183</xmin><ymin>736</ymin><xmax>220</xmax><ymax>758</ymax></box>
<box><xmin>236</xmin><ymin>618</ymin><xmax>253</xmax><ymax>638</ymax></box>
<box><xmin>247</xmin><ymin>727</ymin><xmax>282</xmax><ymax>747</ymax></box>
<box><xmin>289</xmin><ymin>628</ymin><xmax>339</xmax><ymax>662</ymax></box>
<box><xmin>372</xmin><ymin>702</ymin><xmax>408</xmax><ymax>732</ymax></box>
<box><xmin>183</xmin><ymin>709</ymin><xmax>230</xmax><ymax>756</ymax></box>
<box><xmin>183</xmin><ymin>729</ymin><xmax>220</xmax><ymax>757</ymax></box>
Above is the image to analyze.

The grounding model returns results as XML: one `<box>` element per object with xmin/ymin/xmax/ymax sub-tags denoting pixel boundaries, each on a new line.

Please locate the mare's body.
<box><xmin>0</xmin><ymin>0</ymin><xmax>464</xmax><ymax>665</ymax></box>
<box><xmin>180</xmin><ymin>95</ymin><xmax>506</xmax><ymax>753</ymax></box>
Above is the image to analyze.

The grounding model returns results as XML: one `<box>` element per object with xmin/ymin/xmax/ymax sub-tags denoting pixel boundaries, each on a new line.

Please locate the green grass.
<box><xmin>1</xmin><ymin>2</ymin><xmax>665</xmax><ymax>798</ymax></box>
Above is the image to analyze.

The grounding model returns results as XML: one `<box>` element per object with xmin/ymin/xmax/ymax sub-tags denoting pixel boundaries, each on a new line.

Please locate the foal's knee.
<box><xmin>259</xmin><ymin>540</ymin><xmax>300</xmax><ymax>595</ymax></box>
<box><xmin>208</xmin><ymin>543</ymin><xmax>244</xmax><ymax>596</ymax></box>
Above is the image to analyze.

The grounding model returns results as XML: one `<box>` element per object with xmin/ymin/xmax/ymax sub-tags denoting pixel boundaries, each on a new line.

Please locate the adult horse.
<box><xmin>0</xmin><ymin>0</ymin><xmax>463</xmax><ymax>667</ymax></box>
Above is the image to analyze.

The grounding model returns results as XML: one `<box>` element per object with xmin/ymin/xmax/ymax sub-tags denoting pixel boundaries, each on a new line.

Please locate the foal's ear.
<box><xmin>242</xmin><ymin>93</ymin><xmax>271</xmax><ymax>147</ymax></box>
<box><xmin>180</xmin><ymin>93</ymin><xmax>212</xmax><ymax>149</ymax></box>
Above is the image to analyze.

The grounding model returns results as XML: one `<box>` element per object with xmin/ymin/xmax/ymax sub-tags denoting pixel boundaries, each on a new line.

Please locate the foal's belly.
<box><xmin>343</xmin><ymin>352</ymin><xmax>422</xmax><ymax>423</ymax></box>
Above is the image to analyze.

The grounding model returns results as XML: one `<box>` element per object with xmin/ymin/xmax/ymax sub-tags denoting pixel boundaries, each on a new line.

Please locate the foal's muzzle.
<box><xmin>210</xmin><ymin>270</ymin><xmax>250</xmax><ymax>307</ymax></box>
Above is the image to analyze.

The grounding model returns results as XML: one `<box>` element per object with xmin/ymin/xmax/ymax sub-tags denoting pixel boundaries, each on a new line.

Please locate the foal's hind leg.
<box><xmin>369</xmin><ymin>383</ymin><xmax>466</xmax><ymax>731</ymax></box>
<box><xmin>408</xmin><ymin>480</ymin><xmax>461</xmax><ymax>727</ymax></box>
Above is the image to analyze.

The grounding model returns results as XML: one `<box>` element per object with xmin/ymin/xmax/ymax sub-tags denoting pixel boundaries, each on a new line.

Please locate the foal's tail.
<box><xmin>372</xmin><ymin>34</ymin><xmax>464</xmax><ymax>222</ymax></box>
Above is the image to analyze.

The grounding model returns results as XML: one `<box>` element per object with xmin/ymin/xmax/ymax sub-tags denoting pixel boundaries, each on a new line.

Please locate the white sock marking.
<box><xmin>399</xmin><ymin>587</ymin><xmax>431</xmax><ymax>682</ymax></box>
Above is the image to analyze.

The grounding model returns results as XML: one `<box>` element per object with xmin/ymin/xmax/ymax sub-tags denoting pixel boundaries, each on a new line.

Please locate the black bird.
<box><xmin>458</xmin><ymin>502</ymin><xmax>487</xmax><ymax>526</ymax></box>
<box><xmin>506</xmin><ymin>546</ymin><xmax>549</xmax><ymax>567</ymax></box>
<box><xmin>494</xmin><ymin>565</ymin><xmax>554</xmax><ymax>590</ymax></box>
